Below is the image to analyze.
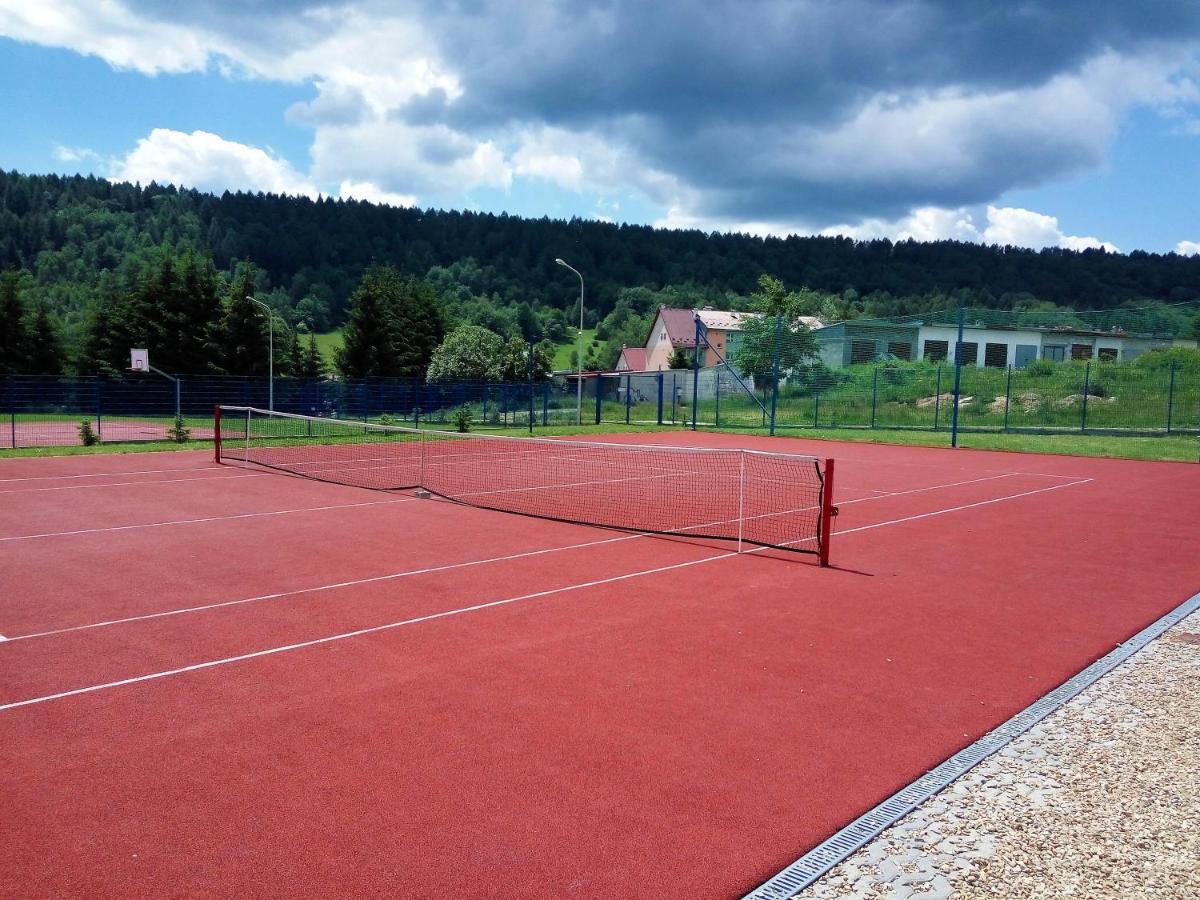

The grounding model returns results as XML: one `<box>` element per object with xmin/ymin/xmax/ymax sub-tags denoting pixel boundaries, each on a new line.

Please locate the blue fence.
<box><xmin>2</xmin><ymin>374</ymin><xmax>583</xmax><ymax>448</ymax></box>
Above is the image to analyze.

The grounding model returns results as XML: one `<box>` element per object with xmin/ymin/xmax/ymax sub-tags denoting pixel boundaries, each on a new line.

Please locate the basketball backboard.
<box><xmin>130</xmin><ymin>348</ymin><xmax>149</xmax><ymax>372</ymax></box>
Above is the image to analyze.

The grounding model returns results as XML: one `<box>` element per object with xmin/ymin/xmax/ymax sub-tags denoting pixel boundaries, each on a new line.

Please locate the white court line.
<box><xmin>834</xmin><ymin>478</ymin><xmax>1095</xmax><ymax>538</ymax></box>
<box><xmin>5</xmin><ymin>531</ymin><xmax>650</xmax><ymax>641</ymax></box>
<box><xmin>0</xmin><ymin>473</ymin><xmax>263</xmax><ymax>494</ymax></box>
<box><xmin>0</xmin><ymin>465</ymin><xmax>223</xmax><ymax>483</ymax></box>
<box><xmin>0</xmin><ymin>497</ymin><xmax>415</xmax><ymax>543</ymax></box>
<box><xmin>835</xmin><ymin>472</ymin><xmax>1017</xmax><ymax>507</ymax></box>
<box><xmin>0</xmin><ymin>547</ymin><xmax>736</xmax><ymax>712</ymax></box>
<box><xmin>0</xmin><ymin>475</ymin><xmax>1098</xmax><ymax>711</ymax></box>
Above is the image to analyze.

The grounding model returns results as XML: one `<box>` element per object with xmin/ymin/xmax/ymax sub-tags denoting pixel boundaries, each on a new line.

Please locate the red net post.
<box><xmin>213</xmin><ymin>406</ymin><xmax>222</xmax><ymax>463</ymax></box>
<box><xmin>819</xmin><ymin>458</ymin><xmax>836</xmax><ymax>567</ymax></box>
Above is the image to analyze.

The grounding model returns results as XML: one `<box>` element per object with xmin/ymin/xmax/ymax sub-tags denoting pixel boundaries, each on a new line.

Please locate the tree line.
<box><xmin>2</xmin><ymin>167</ymin><xmax>1199</xmax><ymax>378</ymax></box>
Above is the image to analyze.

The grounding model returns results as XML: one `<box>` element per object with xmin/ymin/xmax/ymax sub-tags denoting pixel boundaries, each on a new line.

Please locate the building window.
<box><xmin>850</xmin><ymin>340</ymin><xmax>876</xmax><ymax>363</ymax></box>
<box><xmin>1043</xmin><ymin>345</ymin><xmax>1065</xmax><ymax>362</ymax></box>
<box><xmin>1071</xmin><ymin>343</ymin><xmax>1093</xmax><ymax>360</ymax></box>
<box><xmin>984</xmin><ymin>343</ymin><xmax>1008</xmax><ymax>368</ymax></box>
<box><xmin>887</xmin><ymin>341</ymin><xmax>912</xmax><ymax>360</ymax></box>
<box><xmin>923</xmin><ymin>339</ymin><xmax>949</xmax><ymax>361</ymax></box>
<box><xmin>1098</xmin><ymin>347</ymin><xmax>1118</xmax><ymax>362</ymax></box>
<box><xmin>955</xmin><ymin>342</ymin><xmax>979</xmax><ymax>365</ymax></box>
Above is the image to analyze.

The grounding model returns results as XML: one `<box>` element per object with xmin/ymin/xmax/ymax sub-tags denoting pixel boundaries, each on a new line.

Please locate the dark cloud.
<box><xmin>122</xmin><ymin>0</ymin><xmax>1200</xmax><ymax>224</ymax></box>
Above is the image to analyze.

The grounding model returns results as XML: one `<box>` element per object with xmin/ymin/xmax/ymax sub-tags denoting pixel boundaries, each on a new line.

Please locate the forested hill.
<box><xmin>1</xmin><ymin>168</ymin><xmax>1199</xmax><ymax>377</ymax></box>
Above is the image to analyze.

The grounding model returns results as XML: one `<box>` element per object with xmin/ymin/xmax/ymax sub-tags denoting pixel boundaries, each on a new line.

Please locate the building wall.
<box><xmin>643</xmin><ymin>311</ymin><xmax>677</xmax><ymax>371</ymax></box>
<box><xmin>917</xmin><ymin>325</ymin><xmax>1133</xmax><ymax>367</ymax></box>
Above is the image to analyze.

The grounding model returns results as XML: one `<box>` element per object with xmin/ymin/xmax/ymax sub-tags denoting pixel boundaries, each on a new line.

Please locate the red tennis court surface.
<box><xmin>1</xmin><ymin>433</ymin><xmax>1197</xmax><ymax>898</ymax></box>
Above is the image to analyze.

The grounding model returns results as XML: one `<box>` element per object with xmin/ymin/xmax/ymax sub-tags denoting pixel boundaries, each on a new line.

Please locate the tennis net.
<box><xmin>214</xmin><ymin>406</ymin><xmax>836</xmax><ymax>562</ymax></box>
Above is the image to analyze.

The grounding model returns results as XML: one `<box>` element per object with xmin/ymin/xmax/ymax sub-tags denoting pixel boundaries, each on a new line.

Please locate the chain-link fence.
<box><xmin>591</xmin><ymin>305</ymin><xmax>1199</xmax><ymax>439</ymax></box>
<box><xmin>2</xmin><ymin>373</ymin><xmax>585</xmax><ymax>448</ymax></box>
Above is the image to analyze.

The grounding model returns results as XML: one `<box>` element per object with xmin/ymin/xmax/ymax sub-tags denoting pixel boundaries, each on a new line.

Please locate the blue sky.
<box><xmin>1</xmin><ymin>1</ymin><xmax>1198</xmax><ymax>255</ymax></box>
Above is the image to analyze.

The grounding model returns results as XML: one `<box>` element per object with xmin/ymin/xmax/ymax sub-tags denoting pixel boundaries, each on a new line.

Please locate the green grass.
<box><xmin>2</xmin><ymin>406</ymin><xmax>1195</xmax><ymax>464</ymax></box>
<box><xmin>313</xmin><ymin>329</ymin><xmax>343</xmax><ymax>360</ymax></box>
<box><xmin>551</xmin><ymin>329</ymin><xmax>598</xmax><ymax>370</ymax></box>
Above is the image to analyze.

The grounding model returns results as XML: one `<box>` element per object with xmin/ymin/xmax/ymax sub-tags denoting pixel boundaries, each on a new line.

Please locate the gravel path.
<box><xmin>797</xmin><ymin>607</ymin><xmax>1200</xmax><ymax>899</ymax></box>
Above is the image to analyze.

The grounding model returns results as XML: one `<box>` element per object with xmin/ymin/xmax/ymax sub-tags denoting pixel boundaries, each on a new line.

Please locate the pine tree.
<box><xmin>391</xmin><ymin>276</ymin><xmax>445</xmax><ymax>378</ymax></box>
<box><xmin>219</xmin><ymin>265</ymin><xmax>269</xmax><ymax>375</ymax></box>
<box><xmin>25</xmin><ymin>303</ymin><xmax>65</xmax><ymax>374</ymax></box>
<box><xmin>0</xmin><ymin>270</ymin><xmax>28</xmax><ymax>375</ymax></box>
<box><xmin>296</xmin><ymin>332</ymin><xmax>327</xmax><ymax>378</ymax></box>
<box><xmin>166</xmin><ymin>249</ymin><xmax>222</xmax><ymax>374</ymax></box>
<box><xmin>338</xmin><ymin>267</ymin><xmax>396</xmax><ymax>378</ymax></box>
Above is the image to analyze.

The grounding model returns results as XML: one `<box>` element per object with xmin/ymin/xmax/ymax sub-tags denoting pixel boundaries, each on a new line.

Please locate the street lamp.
<box><xmin>555</xmin><ymin>258</ymin><xmax>584</xmax><ymax>425</ymax></box>
<box><xmin>246</xmin><ymin>296</ymin><xmax>274</xmax><ymax>411</ymax></box>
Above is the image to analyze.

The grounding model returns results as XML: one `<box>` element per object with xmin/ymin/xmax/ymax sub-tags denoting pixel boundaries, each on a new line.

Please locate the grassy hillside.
<box><xmin>313</xmin><ymin>329</ymin><xmax>344</xmax><ymax>361</ymax></box>
<box><xmin>552</xmin><ymin>329</ymin><xmax>599</xmax><ymax>370</ymax></box>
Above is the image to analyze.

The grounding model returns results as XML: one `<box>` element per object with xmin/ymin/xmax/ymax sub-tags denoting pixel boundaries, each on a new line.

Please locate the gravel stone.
<box><xmin>797</xmin><ymin>608</ymin><xmax>1200</xmax><ymax>900</ymax></box>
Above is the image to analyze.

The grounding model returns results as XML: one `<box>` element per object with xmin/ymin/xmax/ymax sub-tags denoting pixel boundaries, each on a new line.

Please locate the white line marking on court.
<box><xmin>5</xmin><ymin>531</ymin><xmax>654</xmax><ymax>642</ymax></box>
<box><xmin>0</xmin><ymin>497</ymin><xmax>416</xmax><ymax>543</ymax></box>
<box><xmin>0</xmin><ymin>465</ymin><xmax>224</xmax><ymax>483</ymax></box>
<box><xmin>834</xmin><ymin>478</ymin><xmax>1095</xmax><ymax>538</ymax></box>
<box><xmin>836</xmin><ymin>472</ymin><xmax>1018</xmax><ymax>506</ymax></box>
<box><xmin>0</xmin><ymin>548</ymin><xmax>736</xmax><ymax>712</ymax></box>
<box><xmin>0</xmin><ymin>635</ymin><xmax>6</xmax><ymax>642</ymax></box>
<box><xmin>0</xmin><ymin>477</ymin><xmax>1100</xmax><ymax>710</ymax></box>
<box><xmin>0</xmin><ymin>473</ymin><xmax>263</xmax><ymax>494</ymax></box>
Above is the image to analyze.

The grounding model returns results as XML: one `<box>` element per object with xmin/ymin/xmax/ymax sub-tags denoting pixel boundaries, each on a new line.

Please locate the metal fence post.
<box><xmin>656</xmin><ymin>371</ymin><xmax>664</xmax><ymax>425</ymax></box>
<box><xmin>1166</xmin><ymin>357</ymin><xmax>1176</xmax><ymax>434</ymax></box>
<box><xmin>542</xmin><ymin>381</ymin><xmax>550</xmax><ymax>426</ymax></box>
<box><xmin>594</xmin><ymin>374</ymin><xmax>602</xmax><ymax>425</ymax></box>
<box><xmin>175</xmin><ymin>378</ymin><xmax>182</xmax><ymax>420</ymax></box>
<box><xmin>95</xmin><ymin>376</ymin><xmax>102</xmax><ymax>439</ymax></box>
<box><xmin>6</xmin><ymin>376</ymin><xmax>14</xmax><ymax>449</ymax></box>
<box><xmin>950</xmin><ymin>305</ymin><xmax>965</xmax><ymax>447</ymax></box>
<box><xmin>691</xmin><ymin>316</ymin><xmax>702</xmax><ymax>431</ymax></box>
<box><xmin>768</xmin><ymin>314</ymin><xmax>783</xmax><ymax>436</ymax></box>
<box><xmin>813</xmin><ymin>392</ymin><xmax>819</xmax><ymax>427</ymax></box>
<box><xmin>624</xmin><ymin>372</ymin><xmax>632</xmax><ymax>425</ymax></box>
<box><xmin>1081</xmin><ymin>361</ymin><xmax>1090</xmax><ymax>432</ymax></box>
<box><xmin>1003</xmin><ymin>365</ymin><xmax>1012</xmax><ymax>432</ymax></box>
<box><xmin>870</xmin><ymin>366</ymin><xmax>879</xmax><ymax>428</ymax></box>
<box><xmin>933</xmin><ymin>365</ymin><xmax>942</xmax><ymax>431</ymax></box>
<box><xmin>714</xmin><ymin>369</ymin><xmax>721</xmax><ymax>428</ymax></box>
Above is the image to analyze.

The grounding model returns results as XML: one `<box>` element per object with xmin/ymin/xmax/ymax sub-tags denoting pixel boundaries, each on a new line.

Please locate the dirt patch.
<box><xmin>1056</xmin><ymin>394</ymin><xmax>1117</xmax><ymax>408</ymax></box>
<box><xmin>917</xmin><ymin>393</ymin><xmax>973</xmax><ymax>408</ymax></box>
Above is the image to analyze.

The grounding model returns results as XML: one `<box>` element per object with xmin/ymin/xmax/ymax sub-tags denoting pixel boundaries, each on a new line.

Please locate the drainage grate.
<box><xmin>743</xmin><ymin>591</ymin><xmax>1200</xmax><ymax>900</ymax></box>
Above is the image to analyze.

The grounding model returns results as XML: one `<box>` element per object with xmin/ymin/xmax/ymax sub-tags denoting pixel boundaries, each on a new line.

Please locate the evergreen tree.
<box><xmin>338</xmin><ymin>267</ymin><xmax>445</xmax><ymax>378</ymax></box>
<box><xmin>338</xmin><ymin>267</ymin><xmax>396</xmax><ymax>378</ymax></box>
<box><xmin>165</xmin><ymin>249</ymin><xmax>222</xmax><ymax>374</ymax></box>
<box><xmin>0</xmin><ymin>271</ymin><xmax>28</xmax><ymax>374</ymax></box>
<box><xmin>25</xmin><ymin>303</ymin><xmax>65</xmax><ymax>374</ymax></box>
<box><xmin>220</xmin><ymin>265</ymin><xmax>270</xmax><ymax>375</ymax></box>
<box><xmin>296</xmin><ymin>332</ymin><xmax>327</xmax><ymax>378</ymax></box>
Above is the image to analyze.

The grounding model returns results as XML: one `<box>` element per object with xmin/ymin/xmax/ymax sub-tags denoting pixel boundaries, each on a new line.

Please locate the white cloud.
<box><xmin>111</xmin><ymin>129</ymin><xmax>318</xmax><ymax>197</ymax></box>
<box><xmin>0</xmin><ymin>0</ymin><xmax>212</xmax><ymax>74</ymax></box>
<box><xmin>337</xmin><ymin>180</ymin><xmax>415</xmax><ymax>208</ymax></box>
<box><xmin>818</xmin><ymin>205</ymin><xmax>1120</xmax><ymax>253</ymax></box>
<box><xmin>981</xmin><ymin>206</ymin><xmax>1119</xmax><ymax>252</ymax></box>
<box><xmin>53</xmin><ymin>144</ymin><xmax>101</xmax><ymax>164</ymax></box>
<box><xmin>1177</xmin><ymin>240</ymin><xmax>1200</xmax><ymax>255</ymax></box>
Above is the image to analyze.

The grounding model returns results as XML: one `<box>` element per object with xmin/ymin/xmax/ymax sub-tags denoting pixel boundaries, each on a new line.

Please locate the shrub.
<box><xmin>78</xmin><ymin>420</ymin><xmax>99</xmax><ymax>446</ymax></box>
<box><xmin>378</xmin><ymin>412</ymin><xmax>396</xmax><ymax>426</ymax></box>
<box><xmin>166</xmin><ymin>415</ymin><xmax>190</xmax><ymax>443</ymax></box>
<box><xmin>454</xmin><ymin>405</ymin><xmax>473</xmax><ymax>432</ymax></box>
<box><xmin>1024</xmin><ymin>358</ymin><xmax>1057</xmax><ymax>378</ymax></box>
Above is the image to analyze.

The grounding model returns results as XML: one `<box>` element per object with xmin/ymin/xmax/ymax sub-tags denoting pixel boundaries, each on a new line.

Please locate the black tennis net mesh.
<box><xmin>215</xmin><ymin>406</ymin><xmax>833</xmax><ymax>558</ymax></box>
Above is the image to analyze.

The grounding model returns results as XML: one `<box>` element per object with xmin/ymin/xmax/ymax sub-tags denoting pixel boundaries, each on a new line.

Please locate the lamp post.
<box><xmin>247</xmin><ymin>296</ymin><xmax>274</xmax><ymax>411</ymax></box>
<box><xmin>555</xmin><ymin>258</ymin><xmax>584</xmax><ymax>425</ymax></box>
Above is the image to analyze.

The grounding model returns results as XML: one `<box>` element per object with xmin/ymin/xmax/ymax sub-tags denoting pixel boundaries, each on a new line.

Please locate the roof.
<box><xmin>618</xmin><ymin>347</ymin><xmax>648</xmax><ymax>370</ymax></box>
<box><xmin>656</xmin><ymin>307</ymin><xmax>699</xmax><ymax>347</ymax></box>
<box><xmin>695</xmin><ymin>309</ymin><xmax>763</xmax><ymax>331</ymax></box>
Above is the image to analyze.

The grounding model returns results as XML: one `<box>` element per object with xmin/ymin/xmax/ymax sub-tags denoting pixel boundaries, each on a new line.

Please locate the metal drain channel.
<box><xmin>744</xmin><ymin>590</ymin><xmax>1200</xmax><ymax>900</ymax></box>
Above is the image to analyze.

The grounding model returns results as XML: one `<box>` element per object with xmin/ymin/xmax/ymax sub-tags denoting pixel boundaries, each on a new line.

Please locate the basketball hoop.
<box><xmin>130</xmin><ymin>349</ymin><xmax>149</xmax><ymax>372</ymax></box>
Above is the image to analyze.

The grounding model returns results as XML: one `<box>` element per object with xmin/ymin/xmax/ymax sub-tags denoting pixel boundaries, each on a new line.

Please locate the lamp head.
<box><xmin>554</xmin><ymin>258</ymin><xmax>566</xmax><ymax>266</ymax></box>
